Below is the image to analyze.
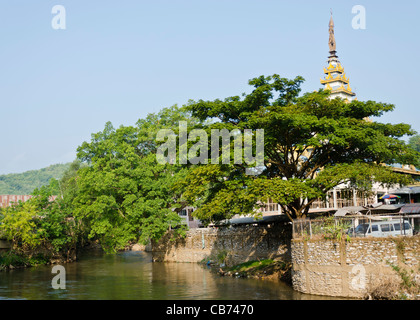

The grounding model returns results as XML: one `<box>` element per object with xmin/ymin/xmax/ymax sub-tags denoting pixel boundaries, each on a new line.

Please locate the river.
<box><xmin>0</xmin><ymin>250</ymin><xmax>331</xmax><ymax>300</ymax></box>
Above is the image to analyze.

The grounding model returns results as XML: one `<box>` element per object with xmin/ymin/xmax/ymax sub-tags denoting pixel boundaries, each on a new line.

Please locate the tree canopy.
<box><xmin>179</xmin><ymin>74</ymin><xmax>419</xmax><ymax>222</ymax></box>
<box><xmin>73</xmin><ymin>106</ymin><xmax>193</xmax><ymax>252</ymax></box>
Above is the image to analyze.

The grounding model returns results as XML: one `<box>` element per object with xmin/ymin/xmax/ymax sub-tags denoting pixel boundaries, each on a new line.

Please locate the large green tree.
<box><xmin>73</xmin><ymin>106</ymin><xmax>194</xmax><ymax>252</ymax></box>
<box><xmin>179</xmin><ymin>75</ymin><xmax>419</xmax><ymax>222</ymax></box>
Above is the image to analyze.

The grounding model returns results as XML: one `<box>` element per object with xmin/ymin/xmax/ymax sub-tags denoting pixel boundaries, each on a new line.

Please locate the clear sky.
<box><xmin>0</xmin><ymin>0</ymin><xmax>419</xmax><ymax>174</ymax></box>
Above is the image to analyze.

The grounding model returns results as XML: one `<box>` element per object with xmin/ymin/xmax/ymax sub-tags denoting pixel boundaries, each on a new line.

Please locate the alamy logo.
<box><xmin>156</xmin><ymin>121</ymin><xmax>264</xmax><ymax>175</ymax></box>
<box><xmin>350</xmin><ymin>264</ymin><xmax>366</xmax><ymax>291</ymax></box>
<box><xmin>51</xmin><ymin>5</ymin><xmax>66</xmax><ymax>30</ymax></box>
<box><xmin>51</xmin><ymin>265</ymin><xmax>66</xmax><ymax>290</ymax></box>
<box><xmin>352</xmin><ymin>5</ymin><xmax>366</xmax><ymax>30</ymax></box>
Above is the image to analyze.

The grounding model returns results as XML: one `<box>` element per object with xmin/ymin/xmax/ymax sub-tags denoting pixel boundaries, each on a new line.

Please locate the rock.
<box><xmin>131</xmin><ymin>244</ymin><xmax>145</xmax><ymax>251</ymax></box>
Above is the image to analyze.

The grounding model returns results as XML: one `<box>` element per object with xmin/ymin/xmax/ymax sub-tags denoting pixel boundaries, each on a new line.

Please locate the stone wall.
<box><xmin>148</xmin><ymin>222</ymin><xmax>420</xmax><ymax>299</ymax></box>
<box><xmin>150</xmin><ymin>223</ymin><xmax>292</xmax><ymax>266</ymax></box>
<box><xmin>291</xmin><ymin>236</ymin><xmax>420</xmax><ymax>298</ymax></box>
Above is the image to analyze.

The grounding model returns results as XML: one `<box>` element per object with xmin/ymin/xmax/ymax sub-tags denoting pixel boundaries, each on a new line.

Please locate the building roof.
<box><xmin>334</xmin><ymin>204</ymin><xmax>405</xmax><ymax>217</ymax></box>
<box><xmin>400</xmin><ymin>203</ymin><xmax>420</xmax><ymax>214</ymax></box>
<box><xmin>393</xmin><ymin>186</ymin><xmax>420</xmax><ymax>194</ymax></box>
<box><xmin>335</xmin><ymin>206</ymin><xmax>365</xmax><ymax>217</ymax></box>
<box><xmin>216</xmin><ymin>214</ymin><xmax>289</xmax><ymax>227</ymax></box>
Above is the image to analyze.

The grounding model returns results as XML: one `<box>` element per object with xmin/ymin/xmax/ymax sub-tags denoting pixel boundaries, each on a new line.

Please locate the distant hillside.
<box><xmin>0</xmin><ymin>163</ymin><xmax>71</xmax><ymax>195</ymax></box>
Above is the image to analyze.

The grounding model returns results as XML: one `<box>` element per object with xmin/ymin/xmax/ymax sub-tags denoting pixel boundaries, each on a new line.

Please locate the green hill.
<box><xmin>0</xmin><ymin>163</ymin><xmax>71</xmax><ymax>195</ymax></box>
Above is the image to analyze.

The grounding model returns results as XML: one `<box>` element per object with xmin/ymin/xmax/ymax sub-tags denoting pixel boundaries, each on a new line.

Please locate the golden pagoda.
<box><xmin>321</xmin><ymin>13</ymin><xmax>356</xmax><ymax>102</ymax></box>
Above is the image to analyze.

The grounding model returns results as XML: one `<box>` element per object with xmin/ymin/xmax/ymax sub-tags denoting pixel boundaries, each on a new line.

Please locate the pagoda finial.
<box><xmin>328</xmin><ymin>11</ymin><xmax>337</xmax><ymax>54</ymax></box>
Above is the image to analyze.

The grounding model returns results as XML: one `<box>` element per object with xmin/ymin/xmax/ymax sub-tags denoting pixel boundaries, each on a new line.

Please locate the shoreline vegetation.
<box><xmin>198</xmin><ymin>248</ymin><xmax>292</xmax><ymax>284</ymax></box>
<box><xmin>0</xmin><ymin>248</ymin><xmax>76</xmax><ymax>272</ymax></box>
<box><xmin>0</xmin><ymin>240</ymin><xmax>102</xmax><ymax>271</ymax></box>
<box><xmin>213</xmin><ymin>259</ymin><xmax>292</xmax><ymax>284</ymax></box>
<box><xmin>0</xmin><ymin>251</ymin><xmax>52</xmax><ymax>271</ymax></box>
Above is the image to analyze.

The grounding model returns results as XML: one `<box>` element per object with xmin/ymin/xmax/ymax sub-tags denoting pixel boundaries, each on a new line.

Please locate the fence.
<box><xmin>293</xmin><ymin>215</ymin><xmax>420</xmax><ymax>240</ymax></box>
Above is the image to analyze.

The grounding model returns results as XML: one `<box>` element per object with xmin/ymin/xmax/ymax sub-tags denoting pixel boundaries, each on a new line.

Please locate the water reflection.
<box><xmin>0</xmin><ymin>251</ymin><xmax>329</xmax><ymax>300</ymax></box>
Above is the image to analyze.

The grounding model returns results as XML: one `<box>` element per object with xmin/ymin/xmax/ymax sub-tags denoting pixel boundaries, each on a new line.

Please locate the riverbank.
<box><xmin>0</xmin><ymin>241</ymin><xmax>103</xmax><ymax>271</ymax></box>
<box><xmin>0</xmin><ymin>251</ymin><xmax>51</xmax><ymax>271</ymax></box>
<box><xmin>0</xmin><ymin>250</ymin><xmax>78</xmax><ymax>271</ymax></box>
<box><xmin>205</xmin><ymin>259</ymin><xmax>292</xmax><ymax>284</ymax></box>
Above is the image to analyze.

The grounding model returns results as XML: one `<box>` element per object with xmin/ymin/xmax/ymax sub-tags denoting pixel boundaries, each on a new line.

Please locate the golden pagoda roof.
<box><xmin>320</xmin><ymin>73</ymin><xmax>349</xmax><ymax>84</ymax></box>
<box><xmin>324</xmin><ymin>83</ymin><xmax>355</xmax><ymax>96</ymax></box>
<box><xmin>331</xmin><ymin>84</ymin><xmax>356</xmax><ymax>96</ymax></box>
<box><xmin>323</xmin><ymin>63</ymin><xmax>344</xmax><ymax>74</ymax></box>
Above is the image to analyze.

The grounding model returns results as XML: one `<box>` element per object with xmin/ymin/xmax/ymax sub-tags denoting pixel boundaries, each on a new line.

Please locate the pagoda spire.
<box><xmin>328</xmin><ymin>11</ymin><xmax>339</xmax><ymax>64</ymax></box>
<box><xmin>321</xmin><ymin>12</ymin><xmax>357</xmax><ymax>102</ymax></box>
<box><xmin>328</xmin><ymin>11</ymin><xmax>337</xmax><ymax>56</ymax></box>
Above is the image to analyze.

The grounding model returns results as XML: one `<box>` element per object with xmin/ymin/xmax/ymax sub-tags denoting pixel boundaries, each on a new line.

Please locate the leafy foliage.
<box><xmin>1</xmin><ymin>106</ymin><xmax>198</xmax><ymax>256</ymax></box>
<box><xmin>181</xmin><ymin>74</ymin><xmax>419</xmax><ymax>222</ymax></box>
<box><xmin>0</xmin><ymin>178</ymin><xmax>81</xmax><ymax>256</ymax></box>
<box><xmin>321</xmin><ymin>217</ymin><xmax>351</xmax><ymax>242</ymax></box>
<box><xmin>0</xmin><ymin>201</ymin><xmax>42</xmax><ymax>249</ymax></box>
<box><xmin>73</xmin><ymin>106</ymin><xmax>193</xmax><ymax>252</ymax></box>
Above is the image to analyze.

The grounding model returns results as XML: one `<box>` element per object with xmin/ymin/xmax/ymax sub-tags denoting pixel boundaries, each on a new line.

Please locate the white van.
<box><xmin>351</xmin><ymin>220</ymin><xmax>413</xmax><ymax>238</ymax></box>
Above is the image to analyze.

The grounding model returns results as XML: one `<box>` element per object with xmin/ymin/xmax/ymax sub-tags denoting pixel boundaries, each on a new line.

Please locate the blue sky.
<box><xmin>0</xmin><ymin>0</ymin><xmax>419</xmax><ymax>174</ymax></box>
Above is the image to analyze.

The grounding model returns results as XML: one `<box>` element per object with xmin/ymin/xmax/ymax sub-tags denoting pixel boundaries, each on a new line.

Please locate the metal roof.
<box><xmin>400</xmin><ymin>203</ymin><xmax>420</xmax><ymax>214</ymax></box>
<box><xmin>334</xmin><ymin>204</ymin><xmax>405</xmax><ymax>217</ymax></box>
<box><xmin>216</xmin><ymin>214</ymin><xmax>289</xmax><ymax>226</ymax></box>
<box><xmin>393</xmin><ymin>186</ymin><xmax>420</xmax><ymax>194</ymax></box>
<box><xmin>335</xmin><ymin>206</ymin><xmax>365</xmax><ymax>217</ymax></box>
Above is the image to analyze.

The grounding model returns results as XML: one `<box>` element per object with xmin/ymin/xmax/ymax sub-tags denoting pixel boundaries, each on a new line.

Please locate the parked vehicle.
<box><xmin>349</xmin><ymin>220</ymin><xmax>413</xmax><ymax>238</ymax></box>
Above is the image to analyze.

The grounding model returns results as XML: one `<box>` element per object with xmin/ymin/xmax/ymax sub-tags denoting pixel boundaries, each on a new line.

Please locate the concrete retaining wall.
<box><xmin>150</xmin><ymin>223</ymin><xmax>292</xmax><ymax>266</ymax></box>
<box><xmin>291</xmin><ymin>237</ymin><xmax>420</xmax><ymax>298</ymax></box>
<box><xmin>149</xmin><ymin>223</ymin><xmax>420</xmax><ymax>298</ymax></box>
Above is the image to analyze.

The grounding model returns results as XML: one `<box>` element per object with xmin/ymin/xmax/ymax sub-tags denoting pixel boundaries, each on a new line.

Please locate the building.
<box><xmin>0</xmin><ymin>195</ymin><xmax>33</xmax><ymax>208</ymax></box>
<box><xmin>178</xmin><ymin>206</ymin><xmax>202</xmax><ymax>228</ymax></box>
<box><xmin>259</xmin><ymin>13</ymin><xmax>420</xmax><ymax>216</ymax></box>
<box><xmin>0</xmin><ymin>195</ymin><xmax>58</xmax><ymax>208</ymax></box>
<box><xmin>320</xmin><ymin>13</ymin><xmax>357</xmax><ymax>102</ymax></box>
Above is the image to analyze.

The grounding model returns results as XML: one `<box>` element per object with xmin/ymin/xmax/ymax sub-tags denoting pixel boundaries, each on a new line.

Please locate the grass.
<box><xmin>219</xmin><ymin>259</ymin><xmax>292</xmax><ymax>283</ymax></box>
<box><xmin>0</xmin><ymin>251</ymin><xmax>50</xmax><ymax>271</ymax></box>
<box><xmin>227</xmin><ymin>259</ymin><xmax>276</xmax><ymax>272</ymax></box>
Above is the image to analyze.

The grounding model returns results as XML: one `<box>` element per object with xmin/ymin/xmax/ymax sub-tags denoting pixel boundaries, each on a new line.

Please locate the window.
<box><xmin>371</xmin><ymin>225</ymin><xmax>378</xmax><ymax>232</ymax></box>
<box><xmin>393</xmin><ymin>222</ymin><xmax>411</xmax><ymax>233</ymax></box>
<box><xmin>355</xmin><ymin>224</ymin><xmax>369</xmax><ymax>234</ymax></box>
<box><xmin>381</xmin><ymin>224</ymin><xmax>393</xmax><ymax>232</ymax></box>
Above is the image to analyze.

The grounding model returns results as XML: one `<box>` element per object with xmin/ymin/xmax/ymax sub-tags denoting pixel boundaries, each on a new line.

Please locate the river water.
<box><xmin>0</xmin><ymin>250</ymin><xmax>330</xmax><ymax>300</ymax></box>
